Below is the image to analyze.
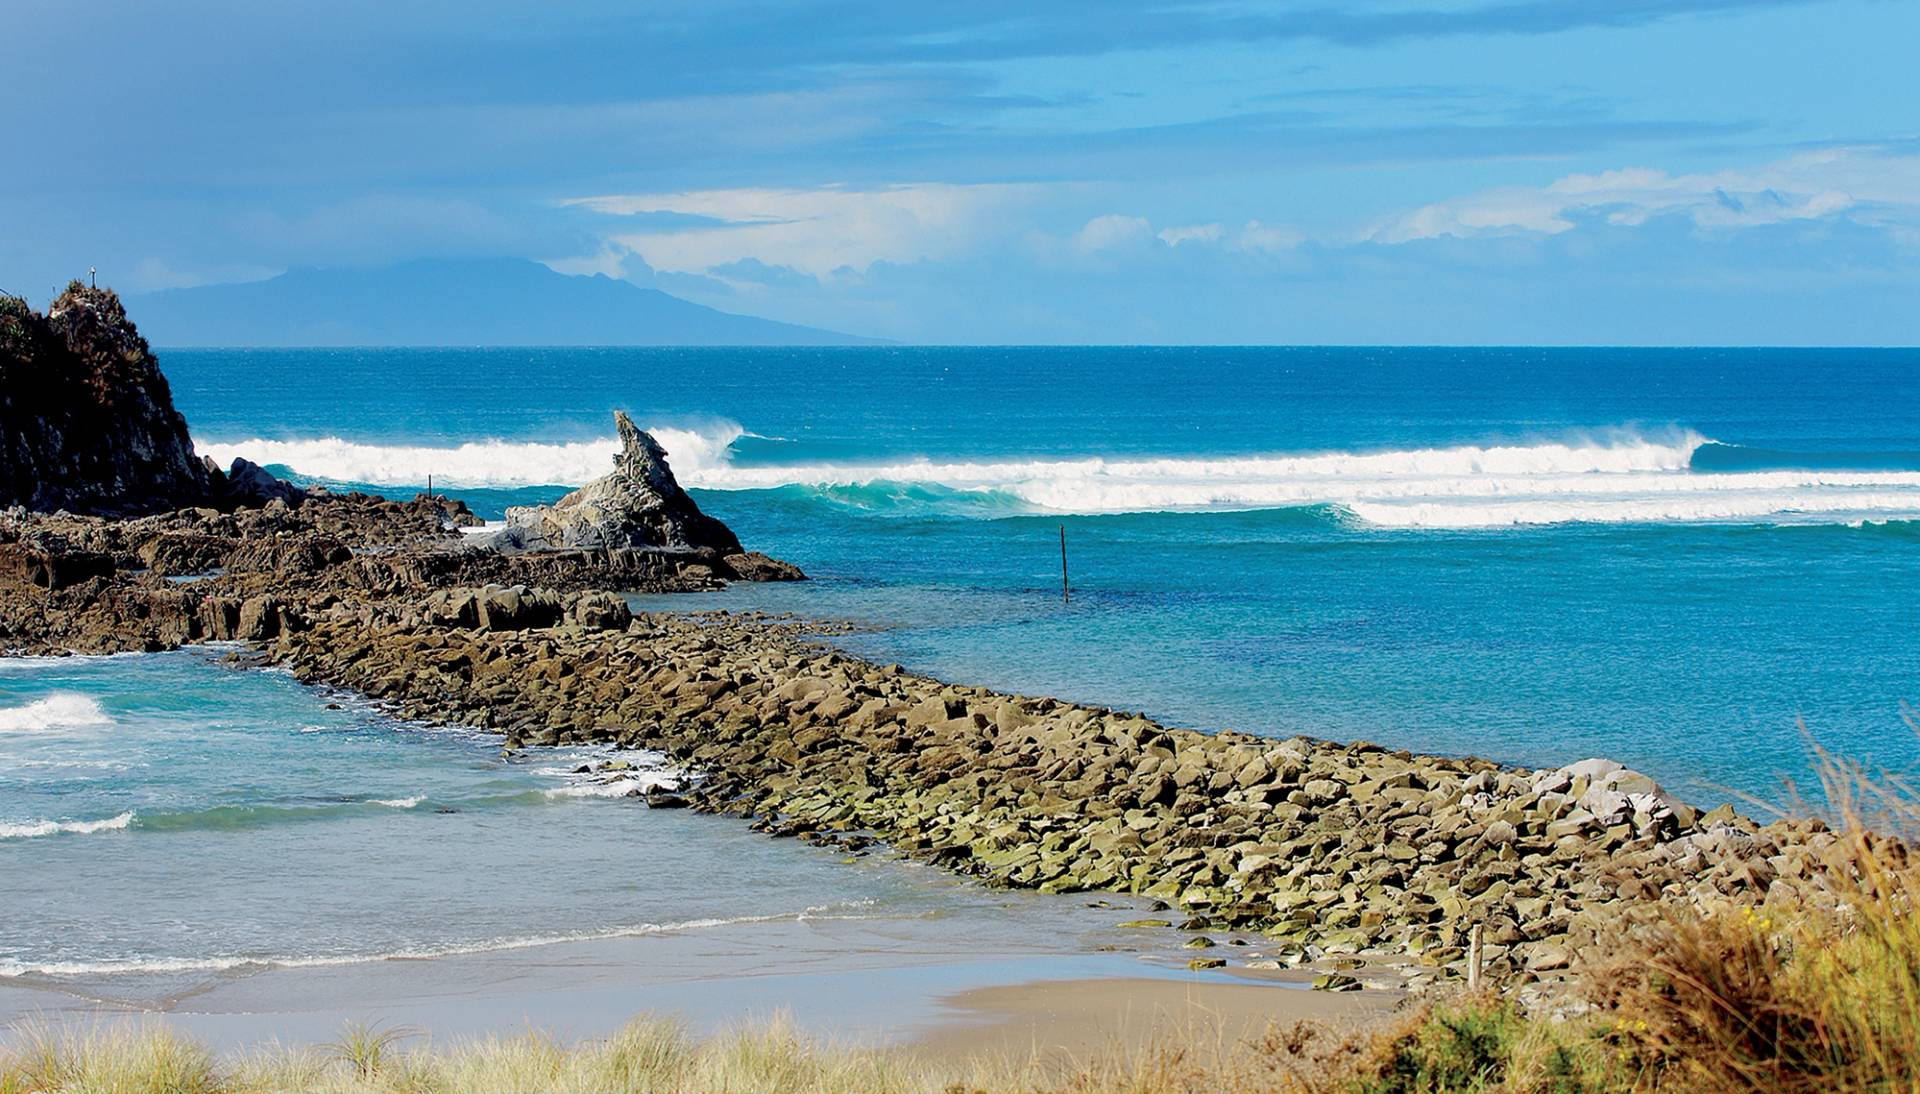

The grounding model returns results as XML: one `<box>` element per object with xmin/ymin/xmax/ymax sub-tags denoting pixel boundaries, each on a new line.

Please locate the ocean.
<box><xmin>5</xmin><ymin>345</ymin><xmax>1919</xmax><ymax>1013</ymax></box>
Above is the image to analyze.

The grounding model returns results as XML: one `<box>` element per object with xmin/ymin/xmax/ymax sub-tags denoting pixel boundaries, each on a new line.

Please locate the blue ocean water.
<box><xmin>164</xmin><ymin>346</ymin><xmax>1920</xmax><ymax>808</ymax></box>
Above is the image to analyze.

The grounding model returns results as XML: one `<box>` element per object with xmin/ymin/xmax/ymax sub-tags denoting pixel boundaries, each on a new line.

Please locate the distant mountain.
<box><xmin>132</xmin><ymin>258</ymin><xmax>879</xmax><ymax>346</ymax></box>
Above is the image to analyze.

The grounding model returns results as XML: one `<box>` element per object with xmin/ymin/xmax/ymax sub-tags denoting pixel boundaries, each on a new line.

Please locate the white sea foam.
<box><xmin>369</xmin><ymin>796</ymin><xmax>424</xmax><ymax>809</ymax></box>
<box><xmin>0</xmin><ymin>811</ymin><xmax>135</xmax><ymax>840</ymax></box>
<box><xmin>0</xmin><ymin>694</ymin><xmax>114</xmax><ymax>733</ymax></box>
<box><xmin>193</xmin><ymin>425</ymin><xmax>1920</xmax><ymax>528</ymax></box>
<box><xmin>0</xmin><ymin>904</ymin><xmax>877</xmax><ymax>979</ymax></box>
<box><xmin>195</xmin><ymin>423</ymin><xmax>743</xmax><ymax>490</ymax></box>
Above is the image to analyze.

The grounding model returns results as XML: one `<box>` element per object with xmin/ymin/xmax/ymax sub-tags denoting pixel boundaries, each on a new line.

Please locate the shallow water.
<box><xmin>0</xmin><ymin>650</ymin><xmax>1147</xmax><ymax>1008</ymax></box>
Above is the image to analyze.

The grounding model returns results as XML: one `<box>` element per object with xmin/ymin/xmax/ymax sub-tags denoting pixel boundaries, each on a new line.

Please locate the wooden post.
<box><xmin>1468</xmin><ymin>922</ymin><xmax>1485</xmax><ymax>993</ymax></box>
<box><xmin>426</xmin><ymin>473</ymin><xmax>432</xmax><ymax>499</ymax></box>
<box><xmin>1059</xmin><ymin>525</ymin><xmax>1069</xmax><ymax>604</ymax></box>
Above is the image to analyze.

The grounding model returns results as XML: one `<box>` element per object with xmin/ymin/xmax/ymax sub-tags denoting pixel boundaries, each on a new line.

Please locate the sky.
<box><xmin>2</xmin><ymin>0</ymin><xmax>1916</xmax><ymax>344</ymax></box>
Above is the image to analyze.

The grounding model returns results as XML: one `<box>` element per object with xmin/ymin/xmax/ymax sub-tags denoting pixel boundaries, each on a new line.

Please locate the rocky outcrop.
<box><xmin>497</xmin><ymin>412</ymin><xmax>748</xmax><ymax>556</ymax></box>
<box><xmin>1</xmin><ymin>285</ymin><xmax>211</xmax><ymax>515</ymax></box>
<box><xmin>0</xmin><ymin>488</ymin><xmax>800</xmax><ymax>654</ymax></box>
<box><xmin>0</xmin><ymin>284</ymin><xmax>307</xmax><ymax>515</ymax></box>
<box><xmin>208</xmin><ymin>457</ymin><xmax>308</xmax><ymax>509</ymax></box>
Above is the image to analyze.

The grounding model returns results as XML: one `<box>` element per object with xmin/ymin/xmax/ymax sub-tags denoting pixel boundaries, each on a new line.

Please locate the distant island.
<box><xmin>130</xmin><ymin>258</ymin><xmax>881</xmax><ymax>347</ymax></box>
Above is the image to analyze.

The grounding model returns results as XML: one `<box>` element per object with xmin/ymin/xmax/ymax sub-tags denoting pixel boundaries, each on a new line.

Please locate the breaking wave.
<box><xmin>195</xmin><ymin>424</ymin><xmax>1920</xmax><ymax>529</ymax></box>
<box><xmin>0</xmin><ymin>811</ymin><xmax>135</xmax><ymax>840</ymax></box>
<box><xmin>0</xmin><ymin>694</ymin><xmax>113</xmax><ymax>733</ymax></box>
<box><xmin>195</xmin><ymin>422</ymin><xmax>744</xmax><ymax>490</ymax></box>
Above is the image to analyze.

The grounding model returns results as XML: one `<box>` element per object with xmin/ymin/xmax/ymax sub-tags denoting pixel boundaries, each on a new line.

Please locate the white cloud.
<box><xmin>1061</xmin><ymin>214</ymin><xmax>1304</xmax><ymax>258</ymax></box>
<box><xmin>564</xmin><ymin>183</ymin><xmax>1039</xmax><ymax>279</ymax></box>
<box><xmin>1367</xmin><ymin>146</ymin><xmax>1920</xmax><ymax>244</ymax></box>
<box><xmin>1158</xmin><ymin>223</ymin><xmax>1223</xmax><ymax>246</ymax></box>
<box><xmin>1231</xmin><ymin>219</ymin><xmax>1306</xmax><ymax>253</ymax></box>
<box><xmin>1073</xmin><ymin>214</ymin><xmax>1155</xmax><ymax>253</ymax></box>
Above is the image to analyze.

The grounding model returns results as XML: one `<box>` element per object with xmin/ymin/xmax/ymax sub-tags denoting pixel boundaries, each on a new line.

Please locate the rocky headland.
<box><xmin>0</xmin><ymin>289</ymin><xmax>1867</xmax><ymax>1009</ymax></box>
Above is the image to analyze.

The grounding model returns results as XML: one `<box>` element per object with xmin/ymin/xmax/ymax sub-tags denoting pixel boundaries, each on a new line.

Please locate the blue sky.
<box><xmin>2</xmin><ymin>0</ymin><xmax>1915</xmax><ymax>343</ymax></box>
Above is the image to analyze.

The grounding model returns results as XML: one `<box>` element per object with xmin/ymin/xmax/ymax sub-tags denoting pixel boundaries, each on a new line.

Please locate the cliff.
<box><xmin>0</xmin><ymin>283</ymin><xmax>211</xmax><ymax>515</ymax></box>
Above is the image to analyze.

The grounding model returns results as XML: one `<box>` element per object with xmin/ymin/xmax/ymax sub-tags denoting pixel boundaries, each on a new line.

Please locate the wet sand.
<box><xmin>0</xmin><ymin>914</ymin><xmax>1389</xmax><ymax>1056</ymax></box>
<box><xmin>911</xmin><ymin>975</ymin><xmax>1401</xmax><ymax>1071</ymax></box>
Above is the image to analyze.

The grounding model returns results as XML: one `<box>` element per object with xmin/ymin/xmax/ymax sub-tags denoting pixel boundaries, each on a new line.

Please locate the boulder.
<box><xmin>569</xmin><ymin>591</ymin><xmax>633</xmax><ymax>631</ymax></box>
<box><xmin>722</xmin><ymin>551</ymin><xmax>806</xmax><ymax>582</ymax></box>
<box><xmin>208</xmin><ymin>457</ymin><xmax>307</xmax><ymax>509</ymax></box>
<box><xmin>476</xmin><ymin>584</ymin><xmax>563</xmax><ymax>631</ymax></box>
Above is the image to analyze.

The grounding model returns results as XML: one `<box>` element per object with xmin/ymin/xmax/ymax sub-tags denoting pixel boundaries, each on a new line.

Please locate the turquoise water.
<box><xmin>0</xmin><ymin>650</ymin><xmax>1131</xmax><ymax>998</ymax></box>
<box><xmin>164</xmin><ymin>346</ymin><xmax>1920</xmax><ymax>806</ymax></box>
<box><xmin>9</xmin><ymin>344</ymin><xmax>1919</xmax><ymax>1003</ymax></box>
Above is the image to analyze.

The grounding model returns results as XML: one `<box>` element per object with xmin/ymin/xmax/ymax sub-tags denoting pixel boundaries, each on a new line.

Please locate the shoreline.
<box><xmin>2</xmin><ymin>927</ymin><xmax>1373</xmax><ymax>1056</ymax></box>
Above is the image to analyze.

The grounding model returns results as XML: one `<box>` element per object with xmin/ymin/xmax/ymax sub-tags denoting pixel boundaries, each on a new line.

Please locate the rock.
<box><xmin>476</xmin><ymin>584</ymin><xmax>563</xmax><ymax>631</ymax></box>
<box><xmin>722</xmin><ymin>551</ymin><xmax>806</xmax><ymax>582</ymax></box>
<box><xmin>0</xmin><ymin>539</ymin><xmax>114</xmax><ymax>590</ymax></box>
<box><xmin>138</xmin><ymin>532</ymin><xmax>235</xmax><ymax>575</ymax></box>
<box><xmin>1188</xmin><ymin>957</ymin><xmax>1227</xmax><ymax>970</ymax></box>
<box><xmin>1312</xmin><ymin>973</ymin><xmax>1362</xmax><ymax>992</ymax></box>
<box><xmin>225</xmin><ymin>533</ymin><xmax>350</xmax><ymax>575</ymax></box>
<box><xmin>497</xmin><ymin>412</ymin><xmax>744</xmax><ymax>555</ymax></box>
<box><xmin>209</xmin><ymin>457</ymin><xmax>307</xmax><ymax>509</ymax></box>
<box><xmin>0</xmin><ymin>285</ymin><xmax>211</xmax><ymax>515</ymax></box>
<box><xmin>569</xmin><ymin>591</ymin><xmax>633</xmax><ymax>631</ymax></box>
<box><xmin>236</xmin><ymin>595</ymin><xmax>281</xmax><ymax>641</ymax></box>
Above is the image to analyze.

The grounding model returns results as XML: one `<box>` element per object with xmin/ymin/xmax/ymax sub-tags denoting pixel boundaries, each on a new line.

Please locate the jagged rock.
<box><xmin>0</xmin><ymin>285</ymin><xmax>211</xmax><ymax>515</ymax></box>
<box><xmin>722</xmin><ymin>551</ymin><xmax>806</xmax><ymax>582</ymax></box>
<box><xmin>496</xmin><ymin>412</ymin><xmax>744</xmax><ymax>555</ymax></box>
<box><xmin>0</xmin><ymin>538</ymin><xmax>114</xmax><ymax>590</ymax></box>
<box><xmin>476</xmin><ymin>583</ymin><xmax>564</xmax><ymax>631</ymax></box>
<box><xmin>139</xmin><ymin>532</ymin><xmax>236</xmax><ymax>575</ymax></box>
<box><xmin>208</xmin><ymin>457</ymin><xmax>307</xmax><ymax>509</ymax></box>
<box><xmin>569</xmin><ymin>590</ymin><xmax>633</xmax><ymax>631</ymax></box>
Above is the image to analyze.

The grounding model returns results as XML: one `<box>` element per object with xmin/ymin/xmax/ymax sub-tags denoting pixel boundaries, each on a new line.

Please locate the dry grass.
<box><xmin>1580</xmin><ymin>738</ymin><xmax>1920</xmax><ymax>1093</ymax></box>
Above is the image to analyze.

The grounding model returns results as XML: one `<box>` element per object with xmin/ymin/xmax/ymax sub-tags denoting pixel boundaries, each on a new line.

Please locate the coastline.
<box><xmin>0</xmin><ymin>492</ymin><xmax>1852</xmax><ymax>1050</ymax></box>
<box><xmin>254</xmin><ymin>591</ymin><xmax>1836</xmax><ymax>1000</ymax></box>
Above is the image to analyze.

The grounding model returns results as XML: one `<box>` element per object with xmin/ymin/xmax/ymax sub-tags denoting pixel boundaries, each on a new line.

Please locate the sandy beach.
<box><xmin>0</xmin><ymin>917</ymin><xmax>1393</xmax><ymax>1061</ymax></box>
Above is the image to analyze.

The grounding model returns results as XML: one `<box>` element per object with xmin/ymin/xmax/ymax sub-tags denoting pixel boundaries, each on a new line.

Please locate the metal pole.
<box><xmin>1059</xmin><ymin>525</ymin><xmax>1069</xmax><ymax>604</ymax></box>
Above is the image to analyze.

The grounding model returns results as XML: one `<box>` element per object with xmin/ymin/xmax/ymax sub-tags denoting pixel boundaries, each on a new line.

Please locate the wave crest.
<box><xmin>196</xmin><ymin>422</ymin><xmax>743</xmax><ymax>489</ymax></box>
<box><xmin>0</xmin><ymin>811</ymin><xmax>134</xmax><ymax>840</ymax></box>
<box><xmin>0</xmin><ymin>694</ymin><xmax>113</xmax><ymax>733</ymax></box>
<box><xmin>193</xmin><ymin>426</ymin><xmax>1920</xmax><ymax>528</ymax></box>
